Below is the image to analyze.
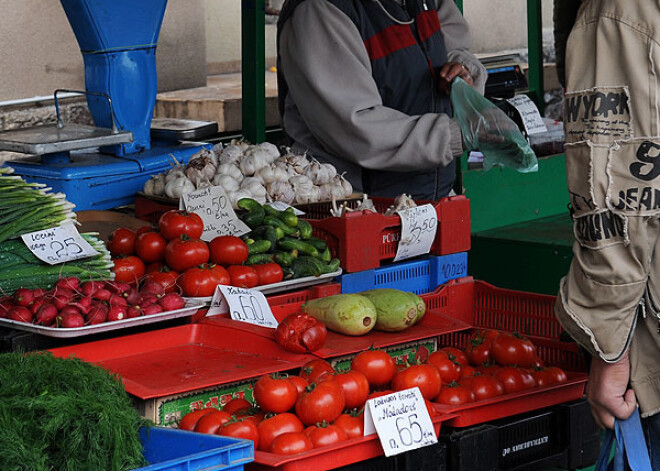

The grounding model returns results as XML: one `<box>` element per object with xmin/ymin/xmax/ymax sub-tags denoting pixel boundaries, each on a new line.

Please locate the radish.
<box><xmin>158</xmin><ymin>293</ymin><xmax>186</xmax><ymax>311</ymax></box>
<box><xmin>108</xmin><ymin>294</ymin><xmax>128</xmax><ymax>307</ymax></box>
<box><xmin>52</xmin><ymin>286</ymin><xmax>74</xmax><ymax>299</ymax></box>
<box><xmin>86</xmin><ymin>305</ymin><xmax>108</xmax><ymax>325</ymax></box>
<box><xmin>13</xmin><ymin>288</ymin><xmax>34</xmax><ymax>307</ymax></box>
<box><xmin>55</xmin><ymin>277</ymin><xmax>80</xmax><ymax>292</ymax></box>
<box><xmin>0</xmin><ymin>301</ymin><xmax>12</xmax><ymax>318</ymax></box>
<box><xmin>107</xmin><ymin>282</ymin><xmax>131</xmax><ymax>295</ymax></box>
<box><xmin>52</xmin><ymin>295</ymin><xmax>70</xmax><ymax>311</ymax></box>
<box><xmin>8</xmin><ymin>306</ymin><xmax>33</xmax><ymax>323</ymax></box>
<box><xmin>107</xmin><ymin>305</ymin><xmax>127</xmax><ymax>322</ymax></box>
<box><xmin>140</xmin><ymin>295</ymin><xmax>159</xmax><ymax>307</ymax></box>
<box><xmin>32</xmin><ymin>288</ymin><xmax>47</xmax><ymax>298</ymax></box>
<box><xmin>58</xmin><ymin>312</ymin><xmax>85</xmax><ymax>328</ymax></box>
<box><xmin>35</xmin><ymin>304</ymin><xmax>58</xmax><ymax>326</ymax></box>
<box><xmin>123</xmin><ymin>288</ymin><xmax>142</xmax><ymax>306</ymax></box>
<box><xmin>127</xmin><ymin>306</ymin><xmax>143</xmax><ymax>318</ymax></box>
<box><xmin>71</xmin><ymin>296</ymin><xmax>93</xmax><ymax>315</ymax></box>
<box><xmin>81</xmin><ymin>281</ymin><xmax>104</xmax><ymax>297</ymax></box>
<box><xmin>143</xmin><ymin>304</ymin><xmax>164</xmax><ymax>316</ymax></box>
<box><xmin>92</xmin><ymin>288</ymin><xmax>112</xmax><ymax>301</ymax></box>
<box><xmin>59</xmin><ymin>306</ymin><xmax>82</xmax><ymax>318</ymax></box>
<box><xmin>140</xmin><ymin>280</ymin><xmax>165</xmax><ymax>297</ymax></box>
<box><xmin>30</xmin><ymin>298</ymin><xmax>47</xmax><ymax>315</ymax></box>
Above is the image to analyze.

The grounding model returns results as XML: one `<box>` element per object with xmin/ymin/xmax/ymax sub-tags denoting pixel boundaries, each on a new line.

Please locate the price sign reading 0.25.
<box><xmin>217</xmin><ymin>285</ymin><xmax>278</xmax><ymax>329</ymax></box>
<box><xmin>21</xmin><ymin>222</ymin><xmax>99</xmax><ymax>265</ymax></box>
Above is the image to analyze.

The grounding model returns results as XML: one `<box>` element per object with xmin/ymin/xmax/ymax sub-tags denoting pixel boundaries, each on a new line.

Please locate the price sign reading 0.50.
<box><xmin>21</xmin><ymin>222</ymin><xmax>99</xmax><ymax>265</ymax></box>
<box><xmin>218</xmin><ymin>285</ymin><xmax>278</xmax><ymax>329</ymax></box>
<box><xmin>394</xmin><ymin>204</ymin><xmax>438</xmax><ymax>262</ymax></box>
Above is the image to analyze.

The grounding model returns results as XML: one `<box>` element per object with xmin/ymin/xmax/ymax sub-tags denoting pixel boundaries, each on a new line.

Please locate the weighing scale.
<box><xmin>0</xmin><ymin>0</ymin><xmax>218</xmax><ymax>211</ymax></box>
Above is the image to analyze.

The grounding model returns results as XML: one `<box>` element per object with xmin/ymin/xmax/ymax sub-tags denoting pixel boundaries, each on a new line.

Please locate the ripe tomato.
<box><xmin>145</xmin><ymin>268</ymin><xmax>179</xmax><ymax>294</ymax></box>
<box><xmin>209</xmin><ymin>235</ymin><xmax>249</xmax><ymax>265</ymax></box>
<box><xmin>435</xmin><ymin>383</ymin><xmax>475</xmax><ymax>406</ymax></box>
<box><xmin>470</xmin><ymin>329</ymin><xmax>500</xmax><ymax>343</ymax></box>
<box><xmin>254</xmin><ymin>374</ymin><xmax>298</xmax><ymax>413</ymax></box>
<box><xmin>462</xmin><ymin>375</ymin><xmax>504</xmax><ymax>400</ymax></box>
<box><xmin>269</xmin><ymin>432</ymin><xmax>313</xmax><ymax>455</ymax></box>
<box><xmin>112</xmin><ymin>256</ymin><xmax>146</xmax><ymax>284</ymax></box>
<box><xmin>491</xmin><ymin>332</ymin><xmax>537</xmax><ymax>367</ymax></box>
<box><xmin>233</xmin><ymin>407</ymin><xmax>266</xmax><ymax>427</ymax></box>
<box><xmin>350</xmin><ymin>350</ymin><xmax>397</xmax><ymax>388</ymax></box>
<box><xmin>287</xmin><ymin>375</ymin><xmax>308</xmax><ymax>396</ymax></box>
<box><xmin>493</xmin><ymin>367</ymin><xmax>536</xmax><ymax>393</ymax></box>
<box><xmin>158</xmin><ymin>210</ymin><xmax>204</xmax><ymax>241</ymax></box>
<box><xmin>466</xmin><ymin>337</ymin><xmax>492</xmax><ymax>366</ymax></box>
<box><xmin>107</xmin><ymin>227</ymin><xmax>136</xmax><ymax>256</ymax></box>
<box><xmin>304</xmin><ymin>424</ymin><xmax>347</xmax><ymax>448</ymax></box>
<box><xmin>253</xmin><ymin>263</ymin><xmax>284</xmax><ymax>286</ymax></box>
<box><xmin>194</xmin><ymin>409</ymin><xmax>232</xmax><ymax>434</ymax></box>
<box><xmin>533</xmin><ymin>366</ymin><xmax>568</xmax><ymax>387</ymax></box>
<box><xmin>367</xmin><ymin>390</ymin><xmax>394</xmax><ymax>400</ymax></box>
<box><xmin>295</xmin><ymin>380</ymin><xmax>345</xmax><ymax>425</ymax></box>
<box><xmin>392</xmin><ymin>364</ymin><xmax>442</xmax><ymax>400</ymax></box>
<box><xmin>299</xmin><ymin>359</ymin><xmax>334</xmax><ymax>384</ymax></box>
<box><xmin>257</xmin><ymin>413</ymin><xmax>304</xmax><ymax>452</ymax></box>
<box><xmin>165</xmin><ymin>237</ymin><xmax>210</xmax><ymax>272</ymax></box>
<box><xmin>178</xmin><ymin>264</ymin><xmax>227</xmax><ymax>297</ymax></box>
<box><xmin>178</xmin><ymin>409</ymin><xmax>212</xmax><ymax>431</ymax></box>
<box><xmin>135</xmin><ymin>231</ymin><xmax>167</xmax><ymax>263</ymax></box>
<box><xmin>461</xmin><ymin>364</ymin><xmax>477</xmax><ymax>379</ymax></box>
<box><xmin>223</xmin><ymin>398</ymin><xmax>253</xmax><ymax>415</ymax></box>
<box><xmin>333</xmin><ymin>413</ymin><xmax>364</xmax><ymax>439</ymax></box>
<box><xmin>145</xmin><ymin>262</ymin><xmax>165</xmax><ymax>274</ymax></box>
<box><xmin>227</xmin><ymin>265</ymin><xmax>259</xmax><ymax>288</ymax></box>
<box><xmin>438</xmin><ymin>347</ymin><xmax>469</xmax><ymax>366</ymax></box>
<box><xmin>427</xmin><ymin>351</ymin><xmax>462</xmax><ymax>384</ymax></box>
<box><xmin>327</xmin><ymin>370</ymin><xmax>369</xmax><ymax>409</ymax></box>
<box><xmin>218</xmin><ymin>418</ymin><xmax>260</xmax><ymax>449</ymax></box>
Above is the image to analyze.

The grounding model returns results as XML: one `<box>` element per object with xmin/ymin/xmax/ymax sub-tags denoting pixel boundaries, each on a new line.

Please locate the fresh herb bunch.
<box><xmin>0</xmin><ymin>352</ymin><xmax>150</xmax><ymax>470</ymax></box>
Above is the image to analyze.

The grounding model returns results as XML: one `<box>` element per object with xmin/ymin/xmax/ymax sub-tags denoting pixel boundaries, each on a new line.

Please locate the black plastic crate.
<box><xmin>441</xmin><ymin>425</ymin><xmax>499</xmax><ymax>471</ymax></box>
<box><xmin>334</xmin><ymin>454</ymin><xmax>398</xmax><ymax>471</ymax></box>
<box><xmin>399</xmin><ymin>441</ymin><xmax>447</xmax><ymax>471</ymax></box>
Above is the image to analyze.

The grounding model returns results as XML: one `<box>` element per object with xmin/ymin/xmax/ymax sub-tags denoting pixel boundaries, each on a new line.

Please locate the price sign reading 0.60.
<box><xmin>218</xmin><ymin>285</ymin><xmax>278</xmax><ymax>329</ymax></box>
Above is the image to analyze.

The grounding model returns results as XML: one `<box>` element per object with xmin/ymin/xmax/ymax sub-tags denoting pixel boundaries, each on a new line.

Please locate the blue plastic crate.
<box><xmin>337</xmin><ymin>252</ymin><xmax>468</xmax><ymax>295</ymax></box>
<box><xmin>135</xmin><ymin>426</ymin><xmax>254</xmax><ymax>471</ymax></box>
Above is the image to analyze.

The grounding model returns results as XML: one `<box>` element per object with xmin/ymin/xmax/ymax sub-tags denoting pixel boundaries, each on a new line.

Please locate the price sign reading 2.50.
<box><xmin>394</xmin><ymin>204</ymin><xmax>438</xmax><ymax>262</ymax></box>
<box><xmin>218</xmin><ymin>285</ymin><xmax>278</xmax><ymax>329</ymax></box>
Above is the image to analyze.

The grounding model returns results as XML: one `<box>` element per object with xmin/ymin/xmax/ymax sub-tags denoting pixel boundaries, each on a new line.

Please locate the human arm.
<box><xmin>586</xmin><ymin>351</ymin><xmax>637</xmax><ymax>429</ymax></box>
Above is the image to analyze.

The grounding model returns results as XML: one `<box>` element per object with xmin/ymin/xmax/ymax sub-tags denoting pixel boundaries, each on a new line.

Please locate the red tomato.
<box><xmin>333</xmin><ymin>413</ymin><xmax>364</xmax><ymax>439</ymax></box>
<box><xmin>435</xmin><ymin>383</ymin><xmax>475</xmax><ymax>406</ymax></box>
<box><xmin>328</xmin><ymin>370</ymin><xmax>369</xmax><ymax>409</ymax></box>
<box><xmin>112</xmin><ymin>256</ymin><xmax>146</xmax><ymax>284</ymax></box>
<box><xmin>493</xmin><ymin>367</ymin><xmax>536</xmax><ymax>393</ymax></box>
<box><xmin>209</xmin><ymin>235</ymin><xmax>249</xmax><ymax>265</ymax></box>
<box><xmin>158</xmin><ymin>210</ymin><xmax>204</xmax><ymax>241</ymax></box>
<box><xmin>254</xmin><ymin>374</ymin><xmax>298</xmax><ymax>413</ymax></box>
<box><xmin>427</xmin><ymin>351</ymin><xmax>462</xmax><ymax>384</ymax></box>
<box><xmin>350</xmin><ymin>350</ymin><xmax>397</xmax><ymax>388</ymax></box>
<box><xmin>233</xmin><ymin>407</ymin><xmax>266</xmax><ymax>427</ymax></box>
<box><xmin>438</xmin><ymin>347</ymin><xmax>469</xmax><ymax>366</ymax></box>
<box><xmin>288</xmin><ymin>375</ymin><xmax>308</xmax><ymax>396</ymax></box>
<box><xmin>145</xmin><ymin>262</ymin><xmax>165</xmax><ymax>274</ymax></box>
<box><xmin>295</xmin><ymin>380</ymin><xmax>346</xmax><ymax>426</ymax></box>
<box><xmin>107</xmin><ymin>227</ymin><xmax>136</xmax><ymax>256</ymax></box>
<box><xmin>491</xmin><ymin>333</ymin><xmax>537</xmax><ymax>367</ymax></box>
<box><xmin>218</xmin><ymin>419</ymin><xmax>260</xmax><ymax>449</ymax></box>
<box><xmin>165</xmin><ymin>237</ymin><xmax>210</xmax><ymax>272</ymax></box>
<box><xmin>194</xmin><ymin>409</ymin><xmax>232</xmax><ymax>434</ymax></box>
<box><xmin>257</xmin><ymin>413</ymin><xmax>304</xmax><ymax>452</ymax></box>
<box><xmin>135</xmin><ymin>231</ymin><xmax>167</xmax><ymax>263</ymax></box>
<box><xmin>223</xmin><ymin>398</ymin><xmax>253</xmax><ymax>415</ymax></box>
<box><xmin>470</xmin><ymin>329</ymin><xmax>500</xmax><ymax>342</ymax></box>
<box><xmin>392</xmin><ymin>364</ymin><xmax>442</xmax><ymax>400</ymax></box>
<box><xmin>466</xmin><ymin>337</ymin><xmax>492</xmax><ymax>366</ymax></box>
<box><xmin>269</xmin><ymin>432</ymin><xmax>313</xmax><ymax>455</ymax></box>
<box><xmin>367</xmin><ymin>390</ymin><xmax>394</xmax><ymax>400</ymax></box>
<box><xmin>227</xmin><ymin>265</ymin><xmax>259</xmax><ymax>288</ymax></box>
<box><xmin>533</xmin><ymin>366</ymin><xmax>568</xmax><ymax>387</ymax></box>
<box><xmin>135</xmin><ymin>225</ymin><xmax>155</xmax><ymax>236</ymax></box>
<box><xmin>253</xmin><ymin>263</ymin><xmax>284</xmax><ymax>286</ymax></box>
<box><xmin>299</xmin><ymin>359</ymin><xmax>335</xmax><ymax>384</ymax></box>
<box><xmin>462</xmin><ymin>375</ymin><xmax>504</xmax><ymax>400</ymax></box>
<box><xmin>461</xmin><ymin>364</ymin><xmax>477</xmax><ymax>379</ymax></box>
<box><xmin>178</xmin><ymin>264</ymin><xmax>227</xmax><ymax>297</ymax></box>
<box><xmin>178</xmin><ymin>409</ymin><xmax>212</xmax><ymax>431</ymax></box>
<box><xmin>304</xmin><ymin>424</ymin><xmax>347</xmax><ymax>448</ymax></box>
<box><xmin>476</xmin><ymin>364</ymin><xmax>500</xmax><ymax>376</ymax></box>
<box><xmin>145</xmin><ymin>268</ymin><xmax>179</xmax><ymax>293</ymax></box>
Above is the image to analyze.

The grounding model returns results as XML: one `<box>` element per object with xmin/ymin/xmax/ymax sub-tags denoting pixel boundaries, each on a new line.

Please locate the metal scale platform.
<box><xmin>0</xmin><ymin>0</ymin><xmax>217</xmax><ymax>211</ymax></box>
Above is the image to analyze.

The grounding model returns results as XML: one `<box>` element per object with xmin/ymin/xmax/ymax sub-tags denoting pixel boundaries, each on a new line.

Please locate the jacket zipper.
<box><xmin>410</xmin><ymin>13</ymin><xmax>436</xmax><ymax>111</ymax></box>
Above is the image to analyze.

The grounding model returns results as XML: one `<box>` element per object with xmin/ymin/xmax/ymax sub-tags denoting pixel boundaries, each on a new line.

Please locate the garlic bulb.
<box><xmin>276</xmin><ymin>154</ymin><xmax>309</xmax><ymax>175</ymax></box>
<box><xmin>217</xmin><ymin>163</ymin><xmax>243</xmax><ymax>182</ymax></box>
<box><xmin>334</xmin><ymin>173</ymin><xmax>353</xmax><ymax>198</ymax></box>
<box><xmin>220</xmin><ymin>144</ymin><xmax>244</xmax><ymax>165</ymax></box>
<box><xmin>228</xmin><ymin>189</ymin><xmax>253</xmax><ymax>208</ymax></box>
<box><xmin>195</xmin><ymin>176</ymin><xmax>212</xmax><ymax>190</ymax></box>
<box><xmin>187</xmin><ymin>154</ymin><xmax>216</xmax><ymax>181</ymax></box>
<box><xmin>212</xmin><ymin>174</ymin><xmax>240</xmax><ymax>193</ymax></box>
<box><xmin>165</xmin><ymin>166</ymin><xmax>186</xmax><ymax>183</ymax></box>
<box><xmin>319</xmin><ymin>183</ymin><xmax>345</xmax><ymax>201</ymax></box>
<box><xmin>289</xmin><ymin>174</ymin><xmax>313</xmax><ymax>187</ymax></box>
<box><xmin>232</xmin><ymin>139</ymin><xmax>251</xmax><ymax>152</ymax></box>
<box><xmin>267</xmin><ymin>181</ymin><xmax>296</xmax><ymax>204</ymax></box>
<box><xmin>165</xmin><ymin>175</ymin><xmax>195</xmax><ymax>199</ymax></box>
<box><xmin>294</xmin><ymin>183</ymin><xmax>321</xmax><ymax>204</ymax></box>
<box><xmin>242</xmin><ymin>180</ymin><xmax>267</xmax><ymax>200</ymax></box>
<box><xmin>241</xmin><ymin>176</ymin><xmax>263</xmax><ymax>188</ymax></box>
<box><xmin>143</xmin><ymin>174</ymin><xmax>166</xmax><ymax>196</ymax></box>
<box><xmin>240</xmin><ymin>152</ymin><xmax>270</xmax><ymax>176</ymax></box>
<box><xmin>257</xmin><ymin>163</ymin><xmax>289</xmax><ymax>185</ymax></box>
<box><xmin>256</xmin><ymin>142</ymin><xmax>281</xmax><ymax>162</ymax></box>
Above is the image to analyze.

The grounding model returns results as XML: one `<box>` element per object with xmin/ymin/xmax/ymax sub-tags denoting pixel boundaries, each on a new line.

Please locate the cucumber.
<box><xmin>241</xmin><ymin>206</ymin><xmax>265</xmax><ymax>229</ymax></box>
<box><xmin>278</xmin><ymin>238</ymin><xmax>318</xmax><ymax>257</ymax></box>
<box><xmin>274</xmin><ymin>251</ymin><xmax>296</xmax><ymax>267</ymax></box>
<box><xmin>307</xmin><ymin>237</ymin><xmax>327</xmax><ymax>252</ymax></box>
<box><xmin>324</xmin><ymin>258</ymin><xmax>341</xmax><ymax>274</ymax></box>
<box><xmin>319</xmin><ymin>247</ymin><xmax>332</xmax><ymax>262</ymax></box>
<box><xmin>290</xmin><ymin>256</ymin><xmax>325</xmax><ymax>277</ymax></box>
<box><xmin>279</xmin><ymin>208</ymin><xmax>299</xmax><ymax>228</ymax></box>
<box><xmin>263</xmin><ymin>225</ymin><xmax>279</xmax><ymax>248</ymax></box>
<box><xmin>297</xmin><ymin>219</ymin><xmax>313</xmax><ymax>239</ymax></box>
<box><xmin>237</xmin><ymin>198</ymin><xmax>263</xmax><ymax>212</ymax></box>
<box><xmin>247</xmin><ymin>239</ymin><xmax>271</xmax><ymax>254</ymax></box>
<box><xmin>246</xmin><ymin>253</ymin><xmax>275</xmax><ymax>265</ymax></box>
<box><xmin>301</xmin><ymin>294</ymin><xmax>377</xmax><ymax>336</ymax></box>
<box><xmin>264</xmin><ymin>216</ymin><xmax>299</xmax><ymax>236</ymax></box>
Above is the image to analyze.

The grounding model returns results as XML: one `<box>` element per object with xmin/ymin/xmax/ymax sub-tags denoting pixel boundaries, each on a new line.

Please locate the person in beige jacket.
<box><xmin>554</xmin><ymin>0</ymin><xmax>660</xmax><ymax>460</ymax></box>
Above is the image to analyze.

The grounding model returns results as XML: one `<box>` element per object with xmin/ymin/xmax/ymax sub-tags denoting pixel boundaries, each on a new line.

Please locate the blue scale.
<box><xmin>0</xmin><ymin>0</ymin><xmax>217</xmax><ymax>211</ymax></box>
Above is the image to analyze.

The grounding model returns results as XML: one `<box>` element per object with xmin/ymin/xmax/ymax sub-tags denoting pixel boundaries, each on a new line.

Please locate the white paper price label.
<box><xmin>506</xmin><ymin>95</ymin><xmax>547</xmax><ymax>136</ymax></box>
<box><xmin>21</xmin><ymin>222</ymin><xmax>99</xmax><ymax>265</ymax></box>
<box><xmin>207</xmin><ymin>285</ymin><xmax>278</xmax><ymax>328</ymax></box>
<box><xmin>181</xmin><ymin>186</ymin><xmax>250</xmax><ymax>240</ymax></box>
<box><xmin>363</xmin><ymin>387</ymin><xmax>437</xmax><ymax>457</ymax></box>
<box><xmin>394</xmin><ymin>204</ymin><xmax>438</xmax><ymax>262</ymax></box>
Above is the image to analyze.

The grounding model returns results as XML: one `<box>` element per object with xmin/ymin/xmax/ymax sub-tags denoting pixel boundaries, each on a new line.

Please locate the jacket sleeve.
<box><xmin>279</xmin><ymin>0</ymin><xmax>464</xmax><ymax>173</ymax></box>
<box><xmin>553</xmin><ymin>0</ymin><xmax>582</xmax><ymax>88</ymax></box>
<box><xmin>437</xmin><ymin>0</ymin><xmax>488</xmax><ymax>93</ymax></box>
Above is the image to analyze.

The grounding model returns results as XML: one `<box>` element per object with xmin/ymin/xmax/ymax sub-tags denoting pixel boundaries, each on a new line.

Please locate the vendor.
<box><xmin>276</xmin><ymin>0</ymin><xmax>487</xmax><ymax>200</ymax></box>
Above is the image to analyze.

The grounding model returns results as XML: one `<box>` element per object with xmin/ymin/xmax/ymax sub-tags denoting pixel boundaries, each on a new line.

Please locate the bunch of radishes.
<box><xmin>0</xmin><ymin>276</ymin><xmax>186</xmax><ymax>329</ymax></box>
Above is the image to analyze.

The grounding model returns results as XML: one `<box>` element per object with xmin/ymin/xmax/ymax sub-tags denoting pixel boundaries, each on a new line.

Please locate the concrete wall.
<box><xmin>0</xmin><ymin>0</ymin><xmax>207</xmax><ymax>103</ymax></box>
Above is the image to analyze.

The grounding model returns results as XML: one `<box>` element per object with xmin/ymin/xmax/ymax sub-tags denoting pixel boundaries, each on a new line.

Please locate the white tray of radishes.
<box><xmin>0</xmin><ymin>278</ymin><xmax>205</xmax><ymax>338</ymax></box>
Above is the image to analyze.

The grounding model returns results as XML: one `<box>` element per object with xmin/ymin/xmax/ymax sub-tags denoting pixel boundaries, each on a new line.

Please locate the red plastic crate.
<box><xmin>297</xmin><ymin>196</ymin><xmax>470</xmax><ymax>273</ymax></box>
<box><xmin>420</xmin><ymin>278</ymin><xmax>588</xmax><ymax>427</ymax></box>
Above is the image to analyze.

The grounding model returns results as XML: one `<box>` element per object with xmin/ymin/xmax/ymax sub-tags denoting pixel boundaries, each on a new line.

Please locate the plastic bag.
<box><xmin>595</xmin><ymin>408</ymin><xmax>652</xmax><ymax>471</ymax></box>
<box><xmin>450</xmin><ymin>78</ymin><xmax>538</xmax><ymax>173</ymax></box>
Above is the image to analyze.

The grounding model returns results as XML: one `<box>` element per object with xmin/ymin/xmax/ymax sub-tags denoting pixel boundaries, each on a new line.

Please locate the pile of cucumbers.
<box><xmin>237</xmin><ymin>198</ymin><xmax>340</xmax><ymax>279</ymax></box>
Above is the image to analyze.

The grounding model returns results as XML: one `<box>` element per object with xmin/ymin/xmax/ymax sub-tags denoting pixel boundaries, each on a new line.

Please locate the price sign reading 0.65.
<box><xmin>218</xmin><ymin>285</ymin><xmax>278</xmax><ymax>329</ymax></box>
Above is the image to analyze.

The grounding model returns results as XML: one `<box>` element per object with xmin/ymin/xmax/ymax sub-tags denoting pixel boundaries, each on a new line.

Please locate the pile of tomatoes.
<box><xmin>109</xmin><ymin>210</ymin><xmax>283</xmax><ymax>297</ymax></box>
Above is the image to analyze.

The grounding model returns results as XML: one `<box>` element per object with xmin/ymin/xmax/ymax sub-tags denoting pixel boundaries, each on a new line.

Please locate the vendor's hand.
<box><xmin>586</xmin><ymin>351</ymin><xmax>637</xmax><ymax>430</ymax></box>
<box><xmin>438</xmin><ymin>62</ymin><xmax>474</xmax><ymax>95</ymax></box>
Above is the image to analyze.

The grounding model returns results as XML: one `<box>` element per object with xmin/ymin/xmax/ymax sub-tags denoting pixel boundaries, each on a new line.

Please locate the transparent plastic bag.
<box><xmin>450</xmin><ymin>78</ymin><xmax>538</xmax><ymax>173</ymax></box>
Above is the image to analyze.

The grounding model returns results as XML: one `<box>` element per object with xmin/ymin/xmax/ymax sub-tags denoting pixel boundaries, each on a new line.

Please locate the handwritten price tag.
<box><xmin>207</xmin><ymin>285</ymin><xmax>278</xmax><ymax>328</ymax></box>
<box><xmin>21</xmin><ymin>222</ymin><xmax>99</xmax><ymax>265</ymax></box>
<box><xmin>506</xmin><ymin>95</ymin><xmax>547</xmax><ymax>136</ymax></box>
<box><xmin>394</xmin><ymin>204</ymin><xmax>438</xmax><ymax>262</ymax></box>
<box><xmin>364</xmin><ymin>387</ymin><xmax>437</xmax><ymax>457</ymax></box>
<box><xmin>181</xmin><ymin>186</ymin><xmax>250</xmax><ymax>241</ymax></box>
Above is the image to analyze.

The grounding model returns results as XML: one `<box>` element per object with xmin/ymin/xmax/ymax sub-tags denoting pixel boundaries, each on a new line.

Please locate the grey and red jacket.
<box><xmin>277</xmin><ymin>0</ymin><xmax>486</xmax><ymax>199</ymax></box>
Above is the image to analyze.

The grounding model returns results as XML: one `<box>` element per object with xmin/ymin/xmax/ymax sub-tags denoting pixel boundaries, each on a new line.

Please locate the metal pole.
<box><xmin>242</xmin><ymin>0</ymin><xmax>266</xmax><ymax>143</ymax></box>
<box><xmin>527</xmin><ymin>0</ymin><xmax>544</xmax><ymax>112</ymax></box>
